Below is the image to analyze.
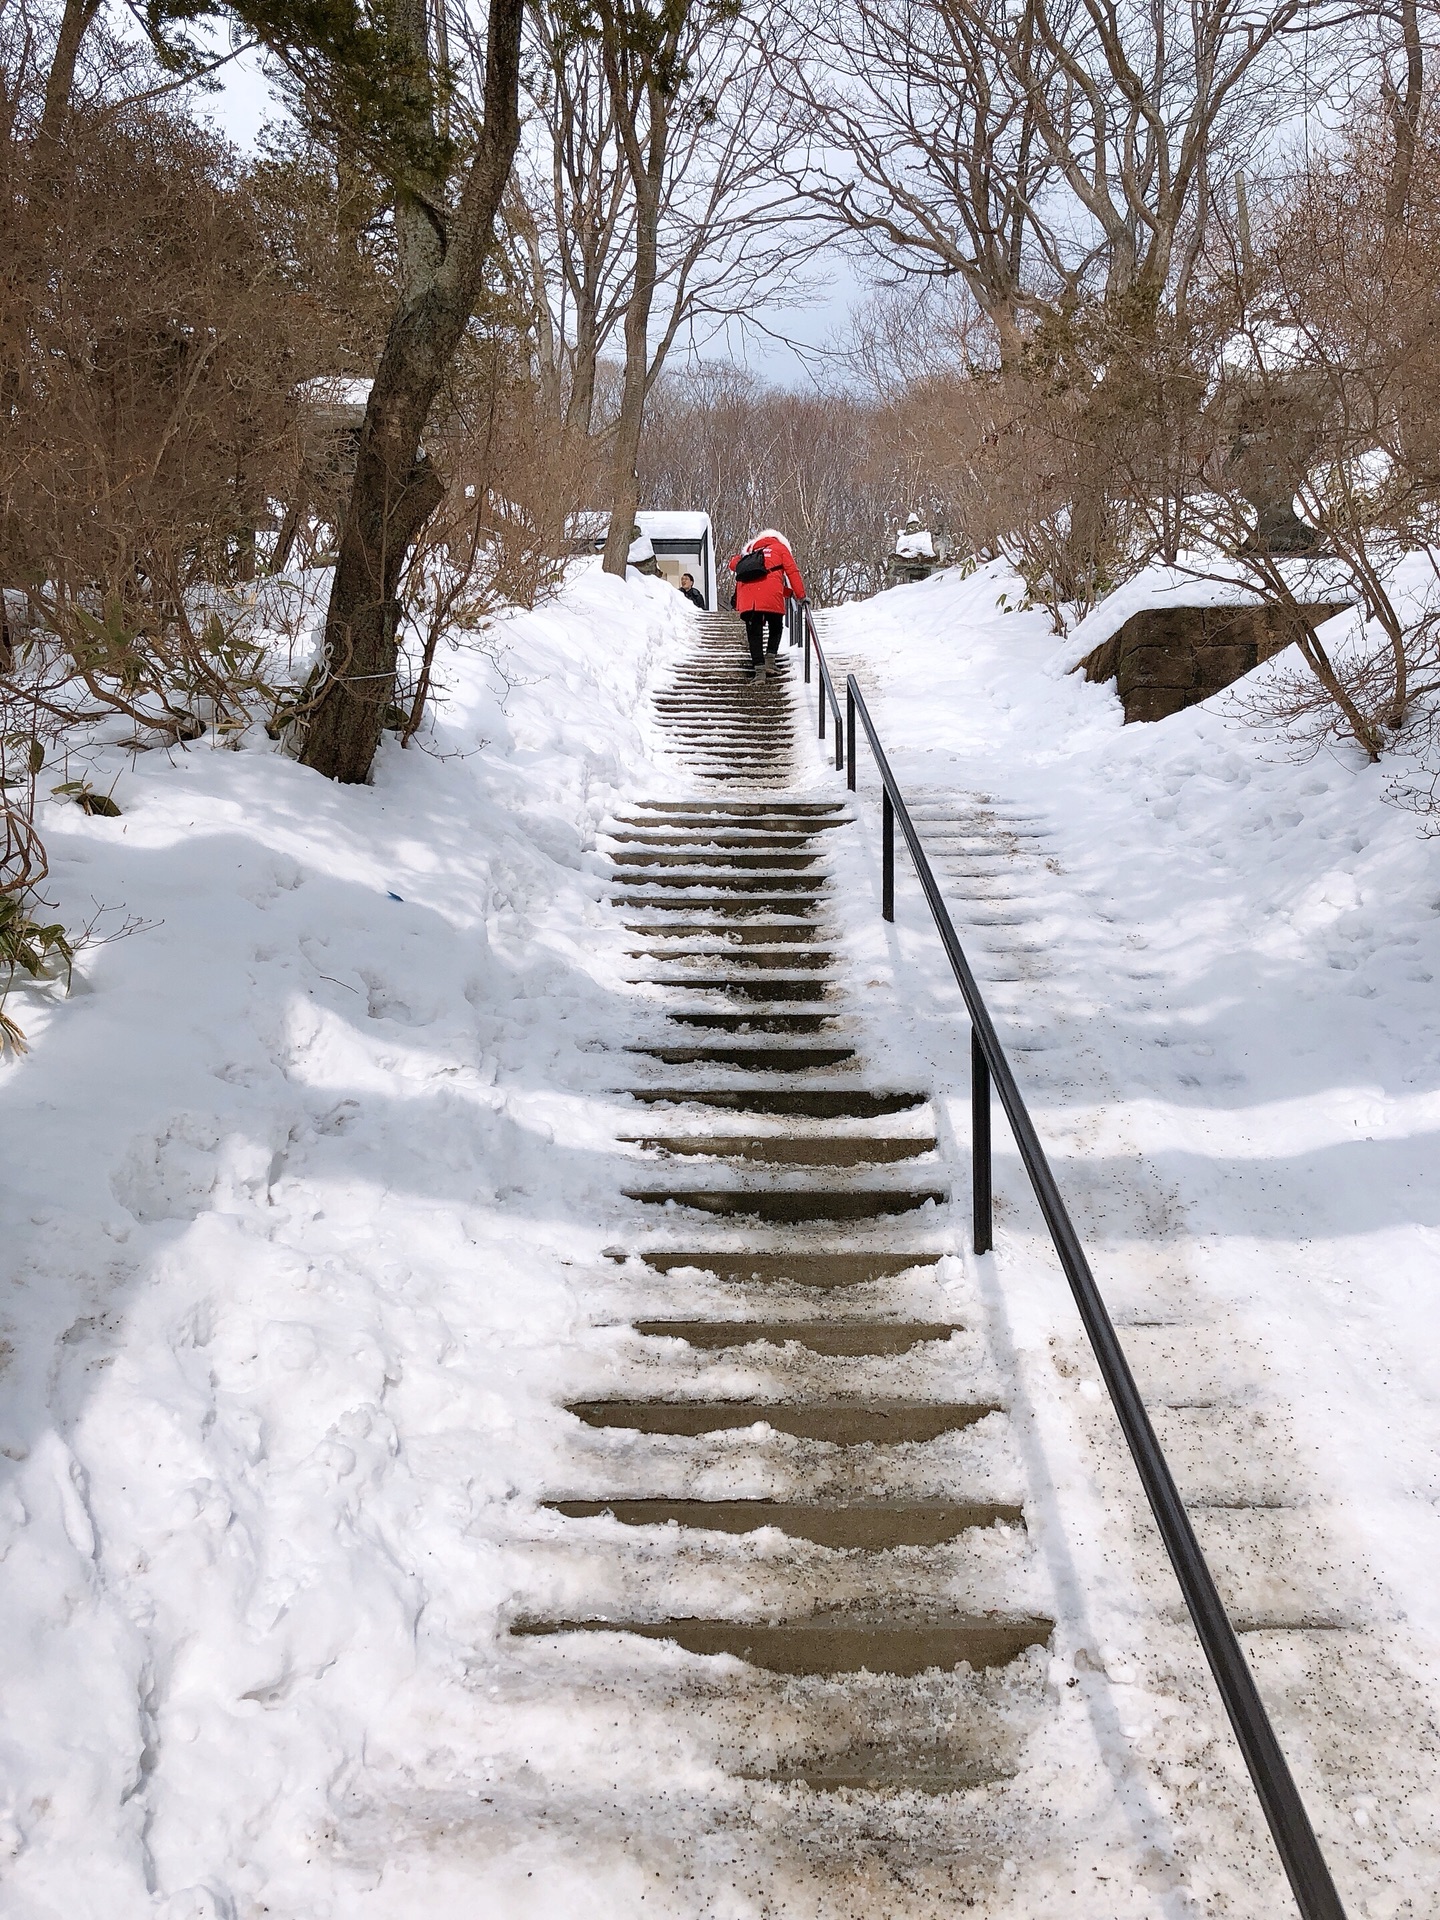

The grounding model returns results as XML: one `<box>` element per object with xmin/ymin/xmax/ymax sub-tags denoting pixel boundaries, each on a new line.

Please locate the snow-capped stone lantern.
<box><xmin>886</xmin><ymin>513</ymin><xmax>948</xmax><ymax>584</ymax></box>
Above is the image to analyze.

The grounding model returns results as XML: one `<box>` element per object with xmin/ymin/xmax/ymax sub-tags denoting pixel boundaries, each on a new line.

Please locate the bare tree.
<box><xmin>769</xmin><ymin>0</ymin><xmax>1058</xmax><ymax>360</ymax></box>
<box><xmin>641</xmin><ymin>369</ymin><xmax>899</xmax><ymax>600</ymax></box>
<box><xmin>506</xmin><ymin>0</ymin><xmax>802</xmax><ymax>575</ymax></box>
<box><xmin>160</xmin><ymin>0</ymin><xmax>526</xmax><ymax>782</ymax></box>
<box><xmin>1174</xmin><ymin>115</ymin><xmax>1440</xmax><ymax>763</ymax></box>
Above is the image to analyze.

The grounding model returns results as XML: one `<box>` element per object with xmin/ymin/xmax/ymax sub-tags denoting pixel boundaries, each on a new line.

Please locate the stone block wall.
<box><xmin>1079</xmin><ymin>602</ymin><xmax>1349</xmax><ymax>723</ymax></box>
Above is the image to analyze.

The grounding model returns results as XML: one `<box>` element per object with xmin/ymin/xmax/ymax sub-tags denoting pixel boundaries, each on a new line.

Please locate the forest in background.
<box><xmin>5</xmin><ymin>0</ymin><xmax>1440</xmax><ymax>1028</ymax></box>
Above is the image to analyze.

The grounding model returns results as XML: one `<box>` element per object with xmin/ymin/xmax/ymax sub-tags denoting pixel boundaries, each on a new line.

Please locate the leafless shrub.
<box><xmin>392</xmin><ymin>346</ymin><xmax>574</xmax><ymax>743</ymax></box>
<box><xmin>2</xmin><ymin>100</ymin><xmax>337</xmax><ymax>707</ymax></box>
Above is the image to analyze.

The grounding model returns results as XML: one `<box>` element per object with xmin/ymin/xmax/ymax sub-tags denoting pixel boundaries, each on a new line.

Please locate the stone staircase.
<box><xmin>512</xmin><ymin>611</ymin><xmax>1053</xmax><ymax>1791</ymax></box>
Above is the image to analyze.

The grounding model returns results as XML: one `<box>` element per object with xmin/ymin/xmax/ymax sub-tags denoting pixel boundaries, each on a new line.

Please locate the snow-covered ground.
<box><xmin>0</xmin><ymin>564</ymin><xmax>699</xmax><ymax>1917</ymax></box>
<box><xmin>820</xmin><ymin>561</ymin><xmax>1440</xmax><ymax>1916</ymax></box>
<box><xmin>6</xmin><ymin>550</ymin><xmax>1440</xmax><ymax>1917</ymax></box>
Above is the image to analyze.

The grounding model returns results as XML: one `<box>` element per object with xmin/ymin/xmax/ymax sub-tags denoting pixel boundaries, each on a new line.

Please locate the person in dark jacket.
<box><xmin>677</xmin><ymin>572</ymin><xmax>706</xmax><ymax>609</ymax></box>
<box><xmin>727</xmin><ymin>529</ymin><xmax>806</xmax><ymax>676</ymax></box>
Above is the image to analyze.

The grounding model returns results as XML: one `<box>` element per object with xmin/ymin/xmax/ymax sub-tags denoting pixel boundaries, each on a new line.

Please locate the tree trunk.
<box><xmin>297</xmin><ymin>367</ymin><xmax>444</xmax><ymax>779</ymax></box>
<box><xmin>602</xmin><ymin>66</ymin><xmax>665</xmax><ymax>578</ymax></box>
<box><xmin>39</xmin><ymin>0</ymin><xmax>103</xmax><ymax>148</ymax></box>
<box><xmin>1384</xmin><ymin>0</ymin><xmax>1423</xmax><ymax>231</ymax></box>
<box><xmin>298</xmin><ymin>0</ymin><xmax>524</xmax><ymax>783</ymax></box>
<box><xmin>602</xmin><ymin>304</ymin><xmax>649</xmax><ymax>574</ymax></box>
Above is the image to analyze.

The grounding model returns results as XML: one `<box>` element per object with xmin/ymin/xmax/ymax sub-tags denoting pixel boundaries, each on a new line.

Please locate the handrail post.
<box><xmin>846</xmin><ymin>684</ymin><xmax>857</xmax><ymax>790</ymax></box>
<box><xmin>882</xmin><ymin>789</ymin><xmax>894</xmax><ymax>921</ymax></box>
<box><xmin>971</xmin><ymin>1027</ymin><xmax>992</xmax><ymax>1254</ymax></box>
<box><xmin>835</xmin><ymin>697</ymin><xmax>844</xmax><ymax>771</ymax></box>
<box><xmin>804</xmin><ymin>618</ymin><xmax>811</xmax><ymax>684</ymax></box>
<box><xmin>818</xmin><ymin>678</ymin><xmax>826</xmax><ymax>740</ymax></box>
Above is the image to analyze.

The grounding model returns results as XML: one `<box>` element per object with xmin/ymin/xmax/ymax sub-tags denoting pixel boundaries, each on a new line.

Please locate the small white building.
<box><xmin>637</xmin><ymin>511</ymin><xmax>717</xmax><ymax>609</ymax></box>
<box><xmin>573</xmin><ymin>510</ymin><xmax>718</xmax><ymax>609</ymax></box>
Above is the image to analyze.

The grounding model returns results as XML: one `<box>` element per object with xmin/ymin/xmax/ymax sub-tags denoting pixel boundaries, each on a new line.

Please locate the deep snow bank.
<box><xmin>0</xmin><ymin>566</ymin><xmax>688</xmax><ymax>1917</ymax></box>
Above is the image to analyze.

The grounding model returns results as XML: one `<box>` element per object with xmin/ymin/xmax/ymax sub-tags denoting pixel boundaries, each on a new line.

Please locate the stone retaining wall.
<box><xmin>1080</xmin><ymin>602</ymin><xmax>1348</xmax><ymax>722</ymax></box>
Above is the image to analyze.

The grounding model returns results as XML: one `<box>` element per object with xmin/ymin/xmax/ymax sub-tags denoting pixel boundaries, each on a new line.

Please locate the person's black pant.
<box><xmin>742</xmin><ymin>610</ymin><xmax>783</xmax><ymax>664</ymax></box>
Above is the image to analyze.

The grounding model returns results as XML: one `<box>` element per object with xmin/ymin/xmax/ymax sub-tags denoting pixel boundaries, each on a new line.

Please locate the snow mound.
<box><xmin>0</xmin><ymin>564</ymin><xmax>692</xmax><ymax>1914</ymax></box>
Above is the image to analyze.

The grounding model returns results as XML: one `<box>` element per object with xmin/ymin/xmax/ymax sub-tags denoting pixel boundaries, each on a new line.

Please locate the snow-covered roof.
<box><xmin>566</xmin><ymin>509</ymin><xmax>712</xmax><ymax>550</ymax></box>
<box><xmin>637</xmin><ymin>511</ymin><xmax>712</xmax><ymax>541</ymax></box>
<box><xmin>895</xmin><ymin>529</ymin><xmax>936</xmax><ymax>559</ymax></box>
<box><xmin>296</xmin><ymin>376</ymin><xmax>373</xmax><ymax>415</ymax></box>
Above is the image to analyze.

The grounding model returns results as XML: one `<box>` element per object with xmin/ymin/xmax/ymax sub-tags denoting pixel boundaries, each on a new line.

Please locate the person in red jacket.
<box><xmin>727</xmin><ymin>528</ymin><xmax>806</xmax><ymax>677</ymax></box>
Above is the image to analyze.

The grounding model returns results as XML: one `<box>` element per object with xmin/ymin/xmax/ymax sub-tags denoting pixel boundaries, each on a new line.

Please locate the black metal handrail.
<box><xmin>788</xmin><ymin>594</ymin><xmax>844</xmax><ymax>770</ymax></box>
<box><xmin>798</xmin><ymin>603</ymin><xmax>1347</xmax><ymax>1920</ymax></box>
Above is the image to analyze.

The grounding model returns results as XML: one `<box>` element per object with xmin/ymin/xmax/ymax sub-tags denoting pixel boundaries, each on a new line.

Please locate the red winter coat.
<box><xmin>728</xmin><ymin>533</ymin><xmax>806</xmax><ymax>615</ymax></box>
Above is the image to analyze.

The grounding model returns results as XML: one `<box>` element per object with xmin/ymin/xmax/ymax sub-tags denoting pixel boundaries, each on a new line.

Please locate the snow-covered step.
<box><xmin>622</xmin><ymin>920</ymin><xmax>822</xmax><ymax>944</ymax></box>
<box><xmin>611</xmin><ymin>849</ymin><xmax>824</xmax><ymax>869</ymax></box>
<box><xmin>619</xmin><ymin>1086</ymin><xmax>923</xmax><ymax>1116</ymax></box>
<box><xmin>622</xmin><ymin>797</ymin><xmax>846</xmax><ymax>817</ymax></box>
<box><xmin>630</xmin><ymin>976</ymin><xmax>836</xmax><ymax>1000</ymax></box>
<box><xmin>607</xmin><ymin>829</ymin><xmax>835</xmax><ymax>847</ymax></box>
<box><xmin>658</xmin><ymin>1006</ymin><xmax>843</xmax><ymax>1031</ymax></box>
<box><xmin>565</xmin><ymin>1398</ymin><xmax>1000</xmax><ymax>1442</ymax></box>
<box><xmin>627</xmin><ymin>1041</ymin><xmax>857</xmax><ymax>1070</ymax></box>
<box><xmin>516</xmin><ymin>1515</ymin><xmax>1037</xmax><ymax>1620</ymax></box>
<box><xmin>625</xmin><ymin>948</ymin><xmax>840</xmax><ymax>967</ymax></box>
<box><xmin>611</xmin><ymin>846</ymin><xmax>828</xmax><ymax>868</ymax></box>
<box><xmin>612</xmin><ymin>891</ymin><xmax>825</xmax><ymax>913</ymax></box>
<box><xmin>617</xmin><ymin>1249</ymin><xmax>942</xmax><ymax>1285</ymax></box>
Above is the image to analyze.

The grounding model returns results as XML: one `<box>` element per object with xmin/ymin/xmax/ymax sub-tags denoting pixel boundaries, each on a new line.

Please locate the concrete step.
<box><xmin>629</xmin><ymin>977</ymin><xmax>834</xmax><ymax>999</ymax></box>
<box><xmin>611</xmin><ymin>1250</ymin><xmax>943</xmax><ymax>1285</ymax></box>
<box><xmin>511</xmin><ymin>1616</ymin><xmax>1051</xmax><ymax>1676</ymax></box>
<box><xmin>624</xmin><ymin>947</ymin><xmax>834</xmax><ymax>967</ymax></box>
<box><xmin>660</xmin><ymin>1010</ymin><xmax>841</xmax><ymax>1033</ymax></box>
<box><xmin>543</xmin><ymin>1499</ymin><xmax>1022</xmax><ymax>1545</ymax></box>
<box><xmin>622</xmin><ymin>1185</ymin><xmax>946</xmax><ymax>1221</ymax></box>
<box><xmin>606</xmin><ymin>830</ymin><xmax>832</xmax><ymax>846</ymax></box>
<box><xmin>607</xmin><ymin>851</ymin><xmax>822</xmax><ymax>869</ymax></box>
<box><xmin>566</xmin><ymin>1399</ymin><xmax>997</xmax><ymax>1441</ymax></box>
<box><xmin>627</xmin><ymin>1043</ymin><xmax>855</xmax><ymax>1070</ymax></box>
<box><xmin>610</xmin><ymin>871</ymin><xmax>827</xmax><ymax>890</ymax></box>
<box><xmin>612</xmin><ymin>897</ymin><xmax>823</xmax><ymax>916</ymax></box>
<box><xmin>619</xmin><ymin>1089</ymin><xmax>926</xmax><ymax>1116</ymax></box>
<box><xmin>622</xmin><ymin>923</ymin><xmax>822</xmax><ymax>943</ymax></box>
<box><xmin>623</xmin><ymin>1135</ymin><xmax>934</xmax><ymax>1165</ymax></box>
<box><xmin>613</xmin><ymin>816</ymin><xmax>847</xmax><ymax>834</ymax></box>
<box><xmin>625</xmin><ymin>800</ymin><xmax>847</xmax><ymax>817</ymax></box>
<box><xmin>630</xmin><ymin>1319</ymin><xmax>959</xmax><ymax>1353</ymax></box>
